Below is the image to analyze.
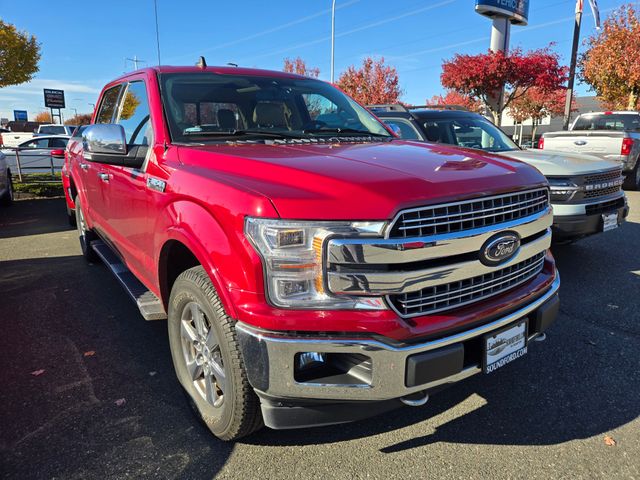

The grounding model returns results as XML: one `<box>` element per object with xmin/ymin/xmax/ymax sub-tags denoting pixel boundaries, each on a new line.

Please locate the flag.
<box><xmin>575</xmin><ymin>0</ymin><xmax>583</xmax><ymax>14</ymax></box>
<box><xmin>588</xmin><ymin>0</ymin><xmax>601</xmax><ymax>29</ymax></box>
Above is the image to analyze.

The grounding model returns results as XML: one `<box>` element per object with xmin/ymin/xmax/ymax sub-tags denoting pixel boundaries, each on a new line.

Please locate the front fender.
<box><xmin>154</xmin><ymin>199</ymin><xmax>271</xmax><ymax>319</ymax></box>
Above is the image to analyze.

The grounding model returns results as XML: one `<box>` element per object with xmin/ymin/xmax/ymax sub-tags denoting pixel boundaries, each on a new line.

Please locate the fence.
<box><xmin>7</xmin><ymin>148</ymin><xmax>61</xmax><ymax>182</ymax></box>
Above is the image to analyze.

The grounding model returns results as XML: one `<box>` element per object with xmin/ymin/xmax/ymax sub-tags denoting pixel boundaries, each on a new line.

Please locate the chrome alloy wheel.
<box><xmin>180</xmin><ymin>301</ymin><xmax>226</xmax><ymax>408</ymax></box>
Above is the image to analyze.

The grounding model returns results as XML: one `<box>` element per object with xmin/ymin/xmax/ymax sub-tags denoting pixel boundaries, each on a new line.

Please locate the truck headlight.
<box><xmin>245</xmin><ymin>218</ymin><xmax>388</xmax><ymax>310</ymax></box>
<box><xmin>548</xmin><ymin>178</ymin><xmax>580</xmax><ymax>202</ymax></box>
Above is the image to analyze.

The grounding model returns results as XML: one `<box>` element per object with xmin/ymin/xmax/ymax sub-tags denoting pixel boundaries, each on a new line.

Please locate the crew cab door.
<box><xmin>99</xmin><ymin>80</ymin><xmax>155</xmax><ymax>286</ymax></box>
<box><xmin>77</xmin><ymin>84</ymin><xmax>123</xmax><ymax>222</ymax></box>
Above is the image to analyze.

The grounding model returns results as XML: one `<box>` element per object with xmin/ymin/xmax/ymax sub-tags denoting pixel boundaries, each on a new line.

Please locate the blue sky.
<box><xmin>0</xmin><ymin>0</ymin><xmax>625</xmax><ymax>121</ymax></box>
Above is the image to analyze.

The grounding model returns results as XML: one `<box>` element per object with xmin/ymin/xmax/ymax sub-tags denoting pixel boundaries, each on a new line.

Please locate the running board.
<box><xmin>91</xmin><ymin>240</ymin><xmax>167</xmax><ymax>320</ymax></box>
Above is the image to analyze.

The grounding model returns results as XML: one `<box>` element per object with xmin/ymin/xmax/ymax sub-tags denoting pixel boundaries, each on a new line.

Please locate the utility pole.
<box><xmin>330</xmin><ymin>0</ymin><xmax>336</xmax><ymax>84</ymax></box>
<box><xmin>125</xmin><ymin>55</ymin><xmax>146</xmax><ymax>71</ymax></box>
<box><xmin>563</xmin><ymin>2</ymin><xmax>583</xmax><ymax>130</ymax></box>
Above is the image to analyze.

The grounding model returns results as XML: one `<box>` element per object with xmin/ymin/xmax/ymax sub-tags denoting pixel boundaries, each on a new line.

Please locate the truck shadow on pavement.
<box><xmin>0</xmin><ymin>198</ymin><xmax>74</xmax><ymax>239</ymax></box>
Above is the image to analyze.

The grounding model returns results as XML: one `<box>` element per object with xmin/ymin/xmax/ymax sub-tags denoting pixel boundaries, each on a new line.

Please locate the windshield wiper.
<box><xmin>303</xmin><ymin>127</ymin><xmax>390</xmax><ymax>138</ymax></box>
<box><xmin>182</xmin><ymin>129</ymin><xmax>301</xmax><ymax>139</ymax></box>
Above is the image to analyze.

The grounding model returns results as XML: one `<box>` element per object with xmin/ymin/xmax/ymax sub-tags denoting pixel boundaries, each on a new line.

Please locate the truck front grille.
<box><xmin>387</xmin><ymin>253</ymin><xmax>545</xmax><ymax>318</ymax></box>
<box><xmin>389</xmin><ymin>189</ymin><xmax>549</xmax><ymax>238</ymax></box>
<box><xmin>583</xmin><ymin>169</ymin><xmax>624</xmax><ymax>199</ymax></box>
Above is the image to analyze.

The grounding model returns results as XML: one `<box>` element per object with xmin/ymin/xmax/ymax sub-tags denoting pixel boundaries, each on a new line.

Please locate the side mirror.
<box><xmin>82</xmin><ymin>124</ymin><xmax>146</xmax><ymax>169</ymax></box>
<box><xmin>50</xmin><ymin>149</ymin><xmax>65</xmax><ymax>159</ymax></box>
<box><xmin>386</xmin><ymin>123</ymin><xmax>402</xmax><ymax>137</ymax></box>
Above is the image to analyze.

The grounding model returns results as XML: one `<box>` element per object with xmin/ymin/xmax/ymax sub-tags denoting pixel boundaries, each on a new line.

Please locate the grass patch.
<box><xmin>13</xmin><ymin>173</ymin><xmax>64</xmax><ymax>197</ymax></box>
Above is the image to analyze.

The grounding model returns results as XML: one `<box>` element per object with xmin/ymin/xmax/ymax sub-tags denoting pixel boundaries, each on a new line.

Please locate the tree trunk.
<box><xmin>531</xmin><ymin>121</ymin><xmax>538</xmax><ymax>147</ymax></box>
<box><xmin>628</xmin><ymin>89</ymin><xmax>639</xmax><ymax>111</ymax></box>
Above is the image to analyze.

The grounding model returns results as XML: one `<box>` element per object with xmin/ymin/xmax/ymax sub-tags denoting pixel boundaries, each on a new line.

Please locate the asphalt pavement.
<box><xmin>1</xmin><ymin>195</ymin><xmax>639</xmax><ymax>480</ymax></box>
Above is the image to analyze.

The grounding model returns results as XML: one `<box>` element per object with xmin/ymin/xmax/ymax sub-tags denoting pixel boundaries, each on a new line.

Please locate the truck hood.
<box><xmin>179</xmin><ymin>140</ymin><xmax>546</xmax><ymax>220</ymax></box>
<box><xmin>500</xmin><ymin>148</ymin><xmax>621</xmax><ymax>176</ymax></box>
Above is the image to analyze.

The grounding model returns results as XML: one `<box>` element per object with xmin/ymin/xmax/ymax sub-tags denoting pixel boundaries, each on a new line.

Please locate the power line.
<box><xmin>164</xmin><ymin>0</ymin><xmax>361</xmax><ymax>63</ymax></box>
<box><xmin>236</xmin><ymin>0</ymin><xmax>457</xmax><ymax>64</ymax></box>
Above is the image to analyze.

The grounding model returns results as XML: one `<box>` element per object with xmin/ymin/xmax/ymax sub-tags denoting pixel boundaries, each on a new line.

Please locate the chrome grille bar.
<box><xmin>388</xmin><ymin>188</ymin><xmax>549</xmax><ymax>238</ymax></box>
<box><xmin>390</xmin><ymin>254</ymin><xmax>545</xmax><ymax>317</ymax></box>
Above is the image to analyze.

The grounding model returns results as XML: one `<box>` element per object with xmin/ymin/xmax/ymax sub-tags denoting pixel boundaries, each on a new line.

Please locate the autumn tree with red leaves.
<box><xmin>509</xmin><ymin>87</ymin><xmax>574</xmax><ymax>143</ymax></box>
<box><xmin>283</xmin><ymin>57</ymin><xmax>320</xmax><ymax>78</ymax></box>
<box><xmin>441</xmin><ymin>48</ymin><xmax>568</xmax><ymax>125</ymax></box>
<box><xmin>580</xmin><ymin>4</ymin><xmax>640</xmax><ymax>110</ymax></box>
<box><xmin>337</xmin><ymin>57</ymin><xmax>401</xmax><ymax>105</ymax></box>
<box><xmin>427</xmin><ymin>90</ymin><xmax>483</xmax><ymax>112</ymax></box>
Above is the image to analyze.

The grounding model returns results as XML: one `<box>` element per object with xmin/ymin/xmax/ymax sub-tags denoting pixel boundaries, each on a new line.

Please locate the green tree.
<box><xmin>0</xmin><ymin>20</ymin><xmax>41</xmax><ymax>88</ymax></box>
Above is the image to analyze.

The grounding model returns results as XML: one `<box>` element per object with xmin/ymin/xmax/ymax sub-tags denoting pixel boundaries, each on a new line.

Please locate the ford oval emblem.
<box><xmin>574</xmin><ymin>140</ymin><xmax>587</xmax><ymax>146</ymax></box>
<box><xmin>480</xmin><ymin>232</ymin><xmax>521</xmax><ymax>266</ymax></box>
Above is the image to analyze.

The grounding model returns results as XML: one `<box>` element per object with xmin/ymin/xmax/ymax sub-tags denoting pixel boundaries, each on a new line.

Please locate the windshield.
<box><xmin>417</xmin><ymin>114</ymin><xmax>519</xmax><ymax>153</ymax></box>
<box><xmin>573</xmin><ymin>114</ymin><xmax>640</xmax><ymax>132</ymax></box>
<box><xmin>159</xmin><ymin>72</ymin><xmax>391</xmax><ymax>143</ymax></box>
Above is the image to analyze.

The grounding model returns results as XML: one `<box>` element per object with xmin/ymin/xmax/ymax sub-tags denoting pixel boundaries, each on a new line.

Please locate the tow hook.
<box><xmin>534</xmin><ymin>332</ymin><xmax>547</xmax><ymax>342</ymax></box>
<box><xmin>400</xmin><ymin>391</ymin><xmax>430</xmax><ymax>407</ymax></box>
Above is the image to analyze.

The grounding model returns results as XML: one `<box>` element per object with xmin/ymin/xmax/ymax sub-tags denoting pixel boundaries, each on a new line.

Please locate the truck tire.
<box><xmin>0</xmin><ymin>171</ymin><xmax>13</xmax><ymax>206</ymax></box>
<box><xmin>74</xmin><ymin>195</ymin><xmax>97</xmax><ymax>261</ymax></box>
<box><xmin>623</xmin><ymin>161</ymin><xmax>640</xmax><ymax>191</ymax></box>
<box><xmin>168</xmin><ymin>266</ymin><xmax>263</xmax><ymax>441</ymax></box>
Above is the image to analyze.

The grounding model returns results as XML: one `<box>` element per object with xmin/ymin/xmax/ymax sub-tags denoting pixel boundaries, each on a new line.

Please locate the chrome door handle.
<box><xmin>80</xmin><ymin>163</ymin><xmax>89</xmax><ymax>171</ymax></box>
<box><xmin>98</xmin><ymin>173</ymin><xmax>110</xmax><ymax>182</ymax></box>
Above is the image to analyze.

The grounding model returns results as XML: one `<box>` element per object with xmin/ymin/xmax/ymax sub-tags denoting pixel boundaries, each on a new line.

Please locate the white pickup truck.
<box><xmin>540</xmin><ymin>111</ymin><xmax>640</xmax><ymax>190</ymax></box>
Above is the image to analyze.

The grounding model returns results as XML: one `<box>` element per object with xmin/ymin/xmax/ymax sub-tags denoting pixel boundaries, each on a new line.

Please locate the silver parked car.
<box><xmin>1</xmin><ymin>135</ymin><xmax>70</xmax><ymax>174</ymax></box>
<box><xmin>0</xmin><ymin>150</ymin><xmax>13</xmax><ymax>206</ymax></box>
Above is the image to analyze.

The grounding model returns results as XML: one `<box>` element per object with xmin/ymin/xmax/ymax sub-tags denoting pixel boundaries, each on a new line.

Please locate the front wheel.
<box><xmin>623</xmin><ymin>161</ymin><xmax>640</xmax><ymax>191</ymax></box>
<box><xmin>168</xmin><ymin>266</ymin><xmax>262</xmax><ymax>441</ymax></box>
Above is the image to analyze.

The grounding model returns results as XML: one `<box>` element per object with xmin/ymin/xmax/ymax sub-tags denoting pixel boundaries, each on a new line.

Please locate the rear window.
<box><xmin>39</xmin><ymin>125</ymin><xmax>66</xmax><ymax>135</ymax></box>
<box><xmin>573</xmin><ymin>114</ymin><xmax>640</xmax><ymax>131</ymax></box>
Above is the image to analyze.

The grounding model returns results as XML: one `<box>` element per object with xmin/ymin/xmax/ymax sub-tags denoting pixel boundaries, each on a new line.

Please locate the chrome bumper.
<box><xmin>236</xmin><ymin>273</ymin><xmax>560</xmax><ymax>402</ymax></box>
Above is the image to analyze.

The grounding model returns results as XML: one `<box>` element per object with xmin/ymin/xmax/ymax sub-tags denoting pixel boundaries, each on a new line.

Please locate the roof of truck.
<box><xmin>111</xmin><ymin>65</ymin><xmax>310</xmax><ymax>84</ymax></box>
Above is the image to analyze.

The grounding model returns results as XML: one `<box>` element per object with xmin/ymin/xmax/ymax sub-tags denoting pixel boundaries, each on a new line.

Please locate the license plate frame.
<box><xmin>602</xmin><ymin>212</ymin><xmax>619</xmax><ymax>232</ymax></box>
<box><xmin>483</xmin><ymin>319</ymin><xmax>528</xmax><ymax>374</ymax></box>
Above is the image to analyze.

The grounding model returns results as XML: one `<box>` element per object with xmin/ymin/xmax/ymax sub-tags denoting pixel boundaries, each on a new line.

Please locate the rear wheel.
<box><xmin>0</xmin><ymin>171</ymin><xmax>13</xmax><ymax>206</ymax></box>
<box><xmin>168</xmin><ymin>266</ymin><xmax>262</xmax><ymax>441</ymax></box>
<box><xmin>74</xmin><ymin>195</ymin><xmax>97</xmax><ymax>261</ymax></box>
<box><xmin>623</xmin><ymin>161</ymin><xmax>640</xmax><ymax>191</ymax></box>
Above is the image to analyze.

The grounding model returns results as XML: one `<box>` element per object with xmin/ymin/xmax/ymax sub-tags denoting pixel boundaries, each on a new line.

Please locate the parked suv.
<box><xmin>66</xmin><ymin>66</ymin><xmax>559</xmax><ymax>440</ymax></box>
<box><xmin>371</xmin><ymin>105</ymin><xmax>629</xmax><ymax>241</ymax></box>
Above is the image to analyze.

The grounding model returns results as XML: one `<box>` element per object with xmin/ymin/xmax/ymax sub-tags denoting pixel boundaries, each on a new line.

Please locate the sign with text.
<box><xmin>44</xmin><ymin>88</ymin><xmax>66</xmax><ymax>109</ymax></box>
<box><xmin>475</xmin><ymin>0</ymin><xmax>529</xmax><ymax>25</ymax></box>
<box><xmin>13</xmin><ymin>110</ymin><xmax>28</xmax><ymax>121</ymax></box>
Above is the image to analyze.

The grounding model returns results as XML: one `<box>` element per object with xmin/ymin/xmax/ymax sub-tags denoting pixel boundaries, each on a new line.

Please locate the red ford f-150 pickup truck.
<box><xmin>63</xmin><ymin>65</ymin><xmax>560</xmax><ymax>441</ymax></box>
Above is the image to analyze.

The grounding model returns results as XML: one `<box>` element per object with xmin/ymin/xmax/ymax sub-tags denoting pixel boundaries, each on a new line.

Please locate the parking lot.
<box><xmin>0</xmin><ymin>195</ymin><xmax>638</xmax><ymax>479</ymax></box>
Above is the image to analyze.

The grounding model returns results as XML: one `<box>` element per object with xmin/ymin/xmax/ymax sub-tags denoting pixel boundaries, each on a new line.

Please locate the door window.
<box><xmin>116</xmin><ymin>81</ymin><xmax>152</xmax><ymax>145</ymax></box>
<box><xmin>49</xmin><ymin>137</ymin><xmax>69</xmax><ymax>148</ymax></box>
<box><xmin>96</xmin><ymin>85</ymin><xmax>122</xmax><ymax>124</ymax></box>
<box><xmin>21</xmin><ymin>138</ymin><xmax>49</xmax><ymax>149</ymax></box>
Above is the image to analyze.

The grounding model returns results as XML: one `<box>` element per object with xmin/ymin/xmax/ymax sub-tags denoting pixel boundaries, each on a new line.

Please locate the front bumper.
<box><xmin>237</xmin><ymin>274</ymin><xmax>560</xmax><ymax>428</ymax></box>
<box><xmin>552</xmin><ymin>197</ymin><xmax>628</xmax><ymax>239</ymax></box>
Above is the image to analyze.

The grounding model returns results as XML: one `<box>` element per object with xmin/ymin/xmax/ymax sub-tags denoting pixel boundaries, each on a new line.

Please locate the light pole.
<box><xmin>330</xmin><ymin>0</ymin><xmax>336</xmax><ymax>84</ymax></box>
